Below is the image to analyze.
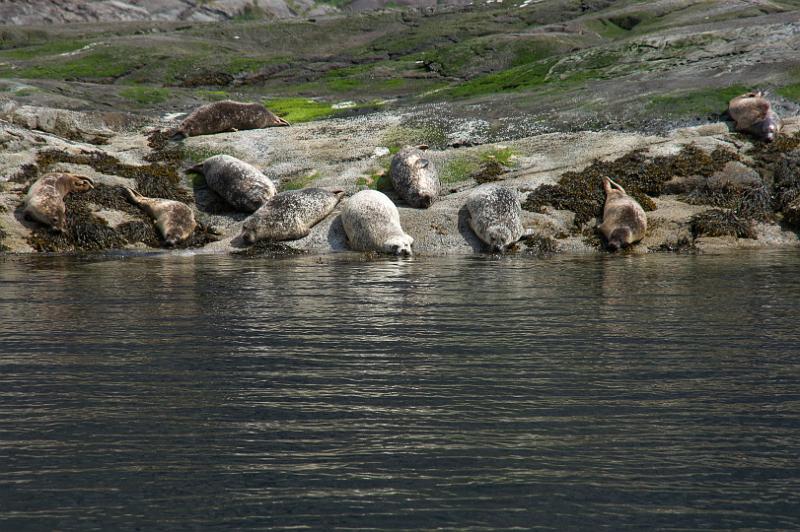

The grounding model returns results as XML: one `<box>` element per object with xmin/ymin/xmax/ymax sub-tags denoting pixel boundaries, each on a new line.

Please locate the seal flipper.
<box><xmin>169</xmin><ymin>129</ymin><xmax>187</xmax><ymax>141</ymax></box>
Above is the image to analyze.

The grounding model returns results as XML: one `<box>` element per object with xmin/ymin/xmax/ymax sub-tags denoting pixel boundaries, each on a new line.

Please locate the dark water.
<box><xmin>1</xmin><ymin>251</ymin><xmax>799</xmax><ymax>530</ymax></box>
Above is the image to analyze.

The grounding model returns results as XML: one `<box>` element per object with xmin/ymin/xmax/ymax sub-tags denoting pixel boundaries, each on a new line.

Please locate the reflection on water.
<box><xmin>1</xmin><ymin>251</ymin><xmax>799</xmax><ymax>529</ymax></box>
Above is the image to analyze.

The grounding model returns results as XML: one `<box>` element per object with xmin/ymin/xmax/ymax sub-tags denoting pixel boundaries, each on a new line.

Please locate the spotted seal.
<box><xmin>341</xmin><ymin>189</ymin><xmax>413</xmax><ymax>256</ymax></box>
<box><xmin>238</xmin><ymin>188</ymin><xmax>343</xmax><ymax>245</ymax></box>
<box><xmin>465</xmin><ymin>184</ymin><xmax>524</xmax><ymax>253</ymax></box>
<box><xmin>170</xmin><ymin>100</ymin><xmax>289</xmax><ymax>140</ymax></box>
<box><xmin>126</xmin><ymin>188</ymin><xmax>197</xmax><ymax>246</ymax></box>
<box><xmin>728</xmin><ymin>91</ymin><xmax>781</xmax><ymax>142</ymax></box>
<box><xmin>189</xmin><ymin>154</ymin><xmax>277</xmax><ymax>213</ymax></box>
<box><xmin>389</xmin><ymin>145</ymin><xmax>440</xmax><ymax>208</ymax></box>
<box><xmin>597</xmin><ymin>177</ymin><xmax>647</xmax><ymax>251</ymax></box>
<box><xmin>23</xmin><ymin>173</ymin><xmax>94</xmax><ymax>232</ymax></box>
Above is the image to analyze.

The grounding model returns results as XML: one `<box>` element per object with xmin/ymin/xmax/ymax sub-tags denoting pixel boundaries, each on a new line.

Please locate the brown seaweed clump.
<box><xmin>684</xmin><ymin>180</ymin><xmax>771</xmax><ymax>221</ymax></box>
<box><xmin>521</xmin><ymin>234</ymin><xmax>558</xmax><ymax>255</ymax></box>
<box><xmin>233</xmin><ymin>240</ymin><xmax>304</xmax><ymax>258</ymax></box>
<box><xmin>744</xmin><ymin>132</ymin><xmax>800</xmax><ymax>183</ymax></box>
<box><xmin>772</xmin><ymin>150</ymin><xmax>800</xmax><ymax>228</ymax></box>
<box><xmin>25</xmin><ymin>183</ymin><xmax>216</xmax><ymax>252</ymax></box>
<box><xmin>690</xmin><ymin>209</ymin><xmax>756</xmax><ymax>240</ymax></box>
<box><xmin>36</xmin><ymin>150</ymin><xmax>193</xmax><ymax>205</ymax></box>
<box><xmin>473</xmin><ymin>159</ymin><xmax>511</xmax><ymax>184</ymax></box>
<box><xmin>523</xmin><ymin>146</ymin><xmax>739</xmax><ymax>228</ymax></box>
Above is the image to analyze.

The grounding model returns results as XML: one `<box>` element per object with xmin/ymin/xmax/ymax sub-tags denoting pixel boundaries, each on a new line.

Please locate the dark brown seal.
<box><xmin>728</xmin><ymin>91</ymin><xmax>781</xmax><ymax>142</ymax></box>
<box><xmin>23</xmin><ymin>173</ymin><xmax>94</xmax><ymax>232</ymax></box>
<box><xmin>597</xmin><ymin>177</ymin><xmax>647</xmax><ymax>251</ymax></box>
<box><xmin>126</xmin><ymin>188</ymin><xmax>197</xmax><ymax>246</ymax></box>
<box><xmin>170</xmin><ymin>100</ymin><xmax>289</xmax><ymax>140</ymax></box>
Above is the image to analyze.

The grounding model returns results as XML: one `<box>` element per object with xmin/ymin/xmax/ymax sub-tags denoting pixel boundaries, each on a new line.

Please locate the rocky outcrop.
<box><xmin>2</xmin><ymin>104</ymin><xmax>799</xmax><ymax>256</ymax></box>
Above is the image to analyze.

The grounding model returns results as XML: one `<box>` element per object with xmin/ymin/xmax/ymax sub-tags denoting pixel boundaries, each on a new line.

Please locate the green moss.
<box><xmin>119</xmin><ymin>86</ymin><xmax>171</xmax><ymax>105</ymax></box>
<box><xmin>584</xmin><ymin>18</ymin><xmax>631</xmax><ymax>39</ymax></box>
<box><xmin>481</xmin><ymin>146</ymin><xmax>516</xmax><ymax>166</ymax></box>
<box><xmin>381</xmin><ymin>124</ymin><xmax>448</xmax><ymax>151</ymax></box>
<box><xmin>647</xmin><ymin>85</ymin><xmax>749</xmax><ymax>118</ymax></box>
<box><xmin>265</xmin><ymin>97</ymin><xmax>336</xmax><ymax>123</ymax></box>
<box><xmin>197</xmin><ymin>89</ymin><xmax>229</xmax><ymax>101</ymax></box>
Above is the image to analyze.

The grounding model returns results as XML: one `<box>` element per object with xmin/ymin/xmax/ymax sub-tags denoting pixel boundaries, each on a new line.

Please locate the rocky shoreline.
<box><xmin>2</xmin><ymin>104</ymin><xmax>800</xmax><ymax>257</ymax></box>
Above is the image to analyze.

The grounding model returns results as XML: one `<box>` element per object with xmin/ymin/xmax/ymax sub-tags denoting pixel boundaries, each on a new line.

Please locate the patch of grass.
<box><xmin>0</xmin><ymin>39</ymin><xmax>87</xmax><ymax>60</ymax></box>
<box><xmin>647</xmin><ymin>85</ymin><xmax>749</xmax><ymax>118</ymax></box>
<box><xmin>265</xmin><ymin>98</ymin><xmax>336</xmax><ymax>123</ymax></box>
<box><xmin>281</xmin><ymin>171</ymin><xmax>319</xmax><ymax>191</ymax></box>
<box><xmin>584</xmin><ymin>18</ymin><xmax>631</xmax><ymax>39</ymax></box>
<box><xmin>480</xmin><ymin>146</ymin><xmax>516</xmax><ymax>166</ymax></box>
<box><xmin>119</xmin><ymin>86</ymin><xmax>171</xmax><ymax>105</ymax></box>
<box><xmin>777</xmin><ymin>83</ymin><xmax>800</xmax><ymax>102</ymax></box>
<box><xmin>4</xmin><ymin>48</ymin><xmax>139</xmax><ymax>79</ymax></box>
<box><xmin>440</xmin><ymin>156</ymin><xmax>479</xmax><ymax>184</ymax></box>
<box><xmin>443</xmin><ymin>58</ymin><xmax>557</xmax><ymax>99</ymax></box>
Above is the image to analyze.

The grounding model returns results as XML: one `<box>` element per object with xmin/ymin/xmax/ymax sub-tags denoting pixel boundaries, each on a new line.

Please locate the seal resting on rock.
<box><xmin>728</xmin><ymin>91</ymin><xmax>781</xmax><ymax>142</ymax></box>
<box><xmin>189</xmin><ymin>154</ymin><xmax>277</xmax><ymax>213</ymax></box>
<box><xmin>126</xmin><ymin>188</ymin><xmax>197</xmax><ymax>246</ymax></box>
<box><xmin>598</xmin><ymin>177</ymin><xmax>647</xmax><ymax>251</ymax></box>
<box><xmin>389</xmin><ymin>145</ymin><xmax>440</xmax><ymax>208</ymax></box>
<box><xmin>23</xmin><ymin>172</ymin><xmax>94</xmax><ymax>232</ymax></box>
<box><xmin>170</xmin><ymin>101</ymin><xmax>289</xmax><ymax>140</ymax></box>
<box><xmin>341</xmin><ymin>190</ymin><xmax>413</xmax><ymax>256</ymax></box>
<box><xmin>465</xmin><ymin>184</ymin><xmax>524</xmax><ymax>253</ymax></box>
<box><xmin>238</xmin><ymin>188</ymin><xmax>343</xmax><ymax>245</ymax></box>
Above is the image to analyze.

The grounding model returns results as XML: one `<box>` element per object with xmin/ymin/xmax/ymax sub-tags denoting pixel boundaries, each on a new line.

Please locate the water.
<box><xmin>1</xmin><ymin>251</ymin><xmax>799</xmax><ymax>529</ymax></box>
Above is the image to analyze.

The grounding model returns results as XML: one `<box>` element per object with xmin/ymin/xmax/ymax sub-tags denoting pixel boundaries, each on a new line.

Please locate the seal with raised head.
<box><xmin>341</xmin><ymin>189</ymin><xmax>413</xmax><ymax>256</ymax></box>
<box><xmin>170</xmin><ymin>100</ymin><xmax>289</xmax><ymax>140</ymax></box>
<box><xmin>126</xmin><ymin>188</ymin><xmax>197</xmax><ymax>246</ymax></box>
<box><xmin>597</xmin><ymin>177</ymin><xmax>647</xmax><ymax>251</ymax></box>
<box><xmin>239</xmin><ymin>188</ymin><xmax>343</xmax><ymax>245</ymax></box>
<box><xmin>189</xmin><ymin>154</ymin><xmax>277</xmax><ymax>213</ymax></box>
<box><xmin>23</xmin><ymin>172</ymin><xmax>94</xmax><ymax>232</ymax></box>
<box><xmin>728</xmin><ymin>91</ymin><xmax>781</xmax><ymax>142</ymax></box>
<box><xmin>389</xmin><ymin>145</ymin><xmax>440</xmax><ymax>208</ymax></box>
<box><xmin>465</xmin><ymin>184</ymin><xmax>524</xmax><ymax>253</ymax></box>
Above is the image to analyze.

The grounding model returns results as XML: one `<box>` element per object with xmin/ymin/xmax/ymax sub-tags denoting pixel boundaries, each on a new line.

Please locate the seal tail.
<box><xmin>169</xmin><ymin>129</ymin><xmax>187</xmax><ymax>141</ymax></box>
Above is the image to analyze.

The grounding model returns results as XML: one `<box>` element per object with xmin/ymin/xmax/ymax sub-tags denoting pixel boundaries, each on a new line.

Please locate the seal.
<box><xmin>341</xmin><ymin>189</ymin><xmax>413</xmax><ymax>256</ymax></box>
<box><xmin>239</xmin><ymin>188</ymin><xmax>343</xmax><ymax>245</ymax></box>
<box><xmin>728</xmin><ymin>91</ymin><xmax>781</xmax><ymax>142</ymax></box>
<box><xmin>597</xmin><ymin>177</ymin><xmax>647</xmax><ymax>251</ymax></box>
<box><xmin>170</xmin><ymin>100</ymin><xmax>289</xmax><ymax>140</ymax></box>
<box><xmin>126</xmin><ymin>188</ymin><xmax>197</xmax><ymax>246</ymax></box>
<box><xmin>389</xmin><ymin>145</ymin><xmax>440</xmax><ymax>208</ymax></box>
<box><xmin>23</xmin><ymin>172</ymin><xmax>94</xmax><ymax>232</ymax></box>
<box><xmin>189</xmin><ymin>154</ymin><xmax>277</xmax><ymax>213</ymax></box>
<box><xmin>465</xmin><ymin>184</ymin><xmax>524</xmax><ymax>253</ymax></box>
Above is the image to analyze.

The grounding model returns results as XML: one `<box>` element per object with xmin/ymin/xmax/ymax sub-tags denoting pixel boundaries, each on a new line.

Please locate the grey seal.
<box><xmin>189</xmin><ymin>154</ymin><xmax>277</xmax><ymax>213</ymax></box>
<box><xmin>170</xmin><ymin>100</ymin><xmax>289</xmax><ymax>140</ymax></box>
<box><xmin>23</xmin><ymin>172</ymin><xmax>94</xmax><ymax>232</ymax></box>
<box><xmin>389</xmin><ymin>145</ymin><xmax>440</xmax><ymax>208</ymax></box>
<box><xmin>239</xmin><ymin>188</ymin><xmax>343</xmax><ymax>245</ymax></box>
<box><xmin>341</xmin><ymin>189</ymin><xmax>413</xmax><ymax>256</ymax></box>
<box><xmin>125</xmin><ymin>188</ymin><xmax>197</xmax><ymax>246</ymax></box>
<box><xmin>597</xmin><ymin>177</ymin><xmax>647</xmax><ymax>251</ymax></box>
<box><xmin>728</xmin><ymin>91</ymin><xmax>781</xmax><ymax>142</ymax></box>
<box><xmin>465</xmin><ymin>184</ymin><xmax>524</xmax><ymax>253</ymax></box>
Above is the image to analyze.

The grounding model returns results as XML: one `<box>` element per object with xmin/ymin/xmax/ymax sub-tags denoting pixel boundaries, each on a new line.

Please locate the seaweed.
<box><xmin>684</xmin><ymin>181</ymin><xmax>771</xmax><ymax>221</ymax></box>
<box><xmin>521</xmin><ymin>234</ymin><xmax>558</xmax><ymax>255</ymax></box>
<box><xmin>233</xmin><ymin>240</ymin><xmax>304</xmax><ymax>258</ymax></box>
<box><xmin>690</xmin><ymin>209</ymin><xmax>756</xmax><ymax>239</ymax></box>
<box><xmin>523</xmin><ymin>145</ymin><xmax>740</xmax><ymax>228</ymax></box>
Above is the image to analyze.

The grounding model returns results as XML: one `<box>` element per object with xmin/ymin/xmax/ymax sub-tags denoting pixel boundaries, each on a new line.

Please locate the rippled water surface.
<box><xmin>1</xmin><ymin>251</ymin><xmax>799</xmax><ymax>529</ymax></box>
